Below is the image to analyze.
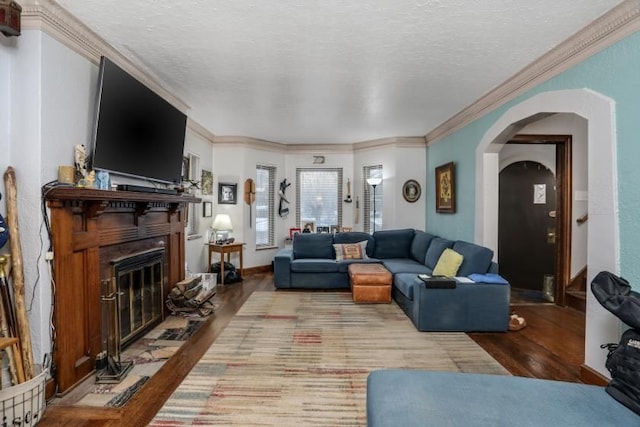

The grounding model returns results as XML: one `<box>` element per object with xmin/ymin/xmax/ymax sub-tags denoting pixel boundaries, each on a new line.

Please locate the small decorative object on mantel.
<box><xmin>0</xmin><ymin>0</ymin><xmax>22</xmax><ymax>37</ymax></box>
<box><xmin>313</xmin><ymin>156</ymin><xmax>325</xmax><ymax>164</ymax></box>
<box><xmin>344</xmin><ymin>178</ymin><xmax>352</xmax><ymax>203</ymax></box>
<box><xmin>435</xmin><ymin>162</ymin><xmax>455</xmax><ymax>213</ymax></box>
<box><xmin>402</xmin><ymin>179</ymin><xmax>421</xmax><ymax>203</ymax></box>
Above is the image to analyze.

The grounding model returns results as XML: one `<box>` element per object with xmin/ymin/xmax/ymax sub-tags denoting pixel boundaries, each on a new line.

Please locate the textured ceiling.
<box><xmin>56</xmin><ymin>0</ymin><xmax>624</xmax><ymax>144</ymax></box>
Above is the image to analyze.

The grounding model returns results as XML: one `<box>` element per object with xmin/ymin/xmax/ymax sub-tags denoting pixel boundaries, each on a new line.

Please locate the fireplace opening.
<box><xmin>111</xmin><ymin>248</ymin><xmax>165</xmax><ymax>349</ymax></box>
<box><xmin>97</xmin><ymin>248</ymin><xmax>166</xmax><ymax>383</ymax></box>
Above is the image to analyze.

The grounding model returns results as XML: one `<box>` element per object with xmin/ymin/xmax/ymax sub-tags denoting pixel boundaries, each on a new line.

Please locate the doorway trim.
<box><xmin>505</xmin><ymin>135</ymin><xmax>572</xmax><ymax>306</ymax></box>
<box><xmin>474</xmin><ymin>89</ymin><xmax>619</xmax><ymax>377</ymax></box>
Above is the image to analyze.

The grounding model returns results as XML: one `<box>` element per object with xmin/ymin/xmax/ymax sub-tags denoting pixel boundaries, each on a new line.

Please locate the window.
<box><xmin>256</xmin><ymin>164</ymin><xmax>276</xmax><ymax>247</ymax></box>
<box><xmin>296</xmin><ymin>168</ymin><xmax>343</xmax><ymax>230</ymax></box>
<box><xmin>363</xmin><ymin>165</ymin><xmax>383</xmax><ymax>233</ymax></box>
<box><xmin>186</xmin><ymin>153</ymin><xmax>200</xmax><ymax>237</ymax></box>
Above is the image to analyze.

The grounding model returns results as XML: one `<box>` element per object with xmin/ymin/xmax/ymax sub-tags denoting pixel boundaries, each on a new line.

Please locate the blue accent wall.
<box><xmin>426</xmin><ymin>30</ymin><xmax>640</xmax><ymax>284</ymax></box>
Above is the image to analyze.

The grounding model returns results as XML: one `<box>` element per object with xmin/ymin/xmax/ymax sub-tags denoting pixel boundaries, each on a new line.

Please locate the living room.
<box><xmin>1</xmin><ymin>0</ymin><xmax>640</xmax><ymax>425</ymax></box>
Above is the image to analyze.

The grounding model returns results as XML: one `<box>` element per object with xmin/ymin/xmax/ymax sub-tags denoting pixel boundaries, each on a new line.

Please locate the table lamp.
<box><xmin>211</xmin><ymin>214</ymin><xmax>233</xmax><ymax>243</ymax></box>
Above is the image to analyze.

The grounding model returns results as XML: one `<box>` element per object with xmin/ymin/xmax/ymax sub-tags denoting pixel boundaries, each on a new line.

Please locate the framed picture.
<box><xmin>201</xmin><ymin>170</ymin><xmax>213</xmax><ymax>195</ymax></box>
<box><xmin>435</xmin><ymin>162</ymin><xmax>456</xmax><ymax>213</ymax></box>
<box><xmin>330</xmin><ymin>225</ymin><xmax>340</xmax><ymax>234</ymax></box>
<box><xmin>341</xmin><ymin>226</ymin><xmax>352</xmax><ymax>232</ymax></box>
<box><xmin>218</xmin><ymin>183</ymin><xmax>237</xmax><ymax>204</ymax></box>
<box><xmin>289</xmin><ymin>227</ymin><xmax>301</xmax><ymax>238</ymax></box>
<box><xmin>302</xmin><ymin>221</ymin><xmax>315</xmax><ymax>233</ymax></box>
<box><xmin>202</xmin><ymin>201</ymin><xmax>212</xmax><ymax>217</ymax></box>
<box><xmin>316</xmin><ymin>226</ymin><xmax>330</xmax><ymax>234</ymax></box>
<box><xmin>402</xmin><ymin>179</ymin><xmax>421</xmax><ymax>203</ymax></box>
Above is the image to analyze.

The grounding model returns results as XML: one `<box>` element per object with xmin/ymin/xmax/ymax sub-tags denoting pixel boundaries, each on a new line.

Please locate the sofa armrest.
<box><xmin>274</xmin><ymin>248</ymin><xmax>294</xmax><ymax>288</ymax></box>
<box><xmin>488</xmin><ymin>261</ymin><xmax>499</xmax><ymax>274</ymax></box>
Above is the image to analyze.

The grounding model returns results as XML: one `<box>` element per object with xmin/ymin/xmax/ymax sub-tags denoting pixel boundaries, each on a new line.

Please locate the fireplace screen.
<box><xmin>111</xmin><ymin>248</ymin><xmax>165</xmax><ymax>349</ymax></box>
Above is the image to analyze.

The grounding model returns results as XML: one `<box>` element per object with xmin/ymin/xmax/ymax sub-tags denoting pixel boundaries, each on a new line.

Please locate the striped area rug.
<box><xmin>150</xmin><ymin>291</ymin><xmax>508</xmax><ymax>426</ymax></box>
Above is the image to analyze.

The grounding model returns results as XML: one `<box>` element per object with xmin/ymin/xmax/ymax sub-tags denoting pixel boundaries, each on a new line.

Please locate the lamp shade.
<box><xmin>367</xmin><ymin>177</ymin><xmax>382</xmax><ymax>186</ymax></box>
<box><xmin>212</xmin><ymin>214</ymin><xmax>233</xmax><ymax>231</ymax></box>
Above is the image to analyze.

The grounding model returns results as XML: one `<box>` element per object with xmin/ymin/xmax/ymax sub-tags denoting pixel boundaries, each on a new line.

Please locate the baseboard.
<box><xmin>243</xmin><ymin>265</ymin><xmax>273</xmax><ymax>275</ymax></box>
<box><xmin>580</xmin><ymin>364</ymin><xmax>609</xmax><ymax>386</ymax></box>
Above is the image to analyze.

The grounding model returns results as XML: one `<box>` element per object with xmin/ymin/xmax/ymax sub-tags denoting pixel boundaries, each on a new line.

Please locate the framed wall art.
<box><xmin>202</xmin><ymin>201</ymin><xmax>213</xmax><ymax>217</ymax></box>
<box><xmin>201</xmin><ymin>169</ymin><xmax>213</xmax><ymax>195</ymax></box>
<box><xmin>402</xmin><ymin>179</ymin><xmax>421</xmax><ymax>203</ymax></box>
<box><xmin>218</xmin><ymin>183</ymin><xmax>237</xmax><ymax>204</ymax></box>
<box><xmin>435</xmin><ymin>162</ymin><xmax>456</xmax><ymax>213</ymax></box>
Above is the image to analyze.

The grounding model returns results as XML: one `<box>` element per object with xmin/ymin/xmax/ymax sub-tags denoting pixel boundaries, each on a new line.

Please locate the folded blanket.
<box><xmin>468</xmin><ymin>273</ymin><xmax>509</xmax><ymax>285</ymax></box>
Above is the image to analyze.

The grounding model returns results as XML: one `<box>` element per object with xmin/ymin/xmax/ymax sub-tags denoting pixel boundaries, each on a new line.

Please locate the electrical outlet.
<box><xmin>45</xmin><ymin>251</ymin><xmax>54</xmax><ymax>261</ymax></box>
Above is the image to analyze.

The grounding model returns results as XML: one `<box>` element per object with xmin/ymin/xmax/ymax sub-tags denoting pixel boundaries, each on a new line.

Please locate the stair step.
<box><xmin>565</xmin><ymin>290</ymin><xmax>586</xmax><ymax>312</ymax></box>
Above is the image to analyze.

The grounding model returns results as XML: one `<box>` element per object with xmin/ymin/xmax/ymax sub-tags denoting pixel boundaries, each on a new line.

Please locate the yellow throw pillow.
<box><xmin>432</xmin><ymin>248</ymin><xmax>464</xmax><ymax>277</ymax></box>
<box><xmin>333</xmin><ymin>241</ymin><xmax>368</xmax><ymax>261</ymax></box>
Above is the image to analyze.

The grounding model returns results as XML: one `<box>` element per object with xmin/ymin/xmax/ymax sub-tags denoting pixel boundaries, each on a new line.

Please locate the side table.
<box><xmin>207</xmin><ymin>242</ymin><xmax>244</xmax><ymax>285</ymax></box>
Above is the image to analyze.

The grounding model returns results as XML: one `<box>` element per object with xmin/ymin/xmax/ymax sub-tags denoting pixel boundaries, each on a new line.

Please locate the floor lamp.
<box><xmin>366</xmin><ymin>177</ymin><xmax>382</xmax><ymax>233</ymax></box>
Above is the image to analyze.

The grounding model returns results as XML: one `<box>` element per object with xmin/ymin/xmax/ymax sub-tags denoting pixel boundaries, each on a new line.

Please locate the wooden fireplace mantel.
<box><xmin>45</xmin><ymin>187</ymin><xmax>199</xmax><ymax>394</ymax></box>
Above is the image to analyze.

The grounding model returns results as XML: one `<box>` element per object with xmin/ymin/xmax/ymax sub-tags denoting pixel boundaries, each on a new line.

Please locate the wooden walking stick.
<box><xmin>0</xmin><ymin>256</ymin><xmax>25</xmax><ymax>384</ymax></box>
<box><xmin>3</xmin><ymin>167</ymin><xmax>35</xmax><ymax>380</ymax></box>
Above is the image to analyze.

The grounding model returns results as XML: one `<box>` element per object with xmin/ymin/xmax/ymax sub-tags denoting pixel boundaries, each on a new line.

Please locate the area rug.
<box><xmin>150</xmin><ymin>291</ymin><xmax>509</xmax><ymax>426</ymax></box>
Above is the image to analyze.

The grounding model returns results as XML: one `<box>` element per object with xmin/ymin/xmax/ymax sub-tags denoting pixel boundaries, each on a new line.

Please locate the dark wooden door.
<box><xmin>498</xmin><ymin>161</ymin><xmax>556</xmax><ymax>290</ymax></box>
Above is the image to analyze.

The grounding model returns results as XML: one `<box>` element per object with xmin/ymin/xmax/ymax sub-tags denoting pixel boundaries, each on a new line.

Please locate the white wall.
<box><xmin>212</xmin><ymin>142</ymin><xmax>288</xmax><ymax>270</ymax></box>
<box><xmin>354</xmin><ymin>144</ymin><xmax>426</xmax><ymax>231</ymax></box>
<box><xmin>184</xmin><ymin>130</ymin><xmax>214</xmax><ymax>274</ymax></box>
<box><xmin>0</xmin><ymin>30</ymin><xmax>98</xmax><ymax>363</ymax></box>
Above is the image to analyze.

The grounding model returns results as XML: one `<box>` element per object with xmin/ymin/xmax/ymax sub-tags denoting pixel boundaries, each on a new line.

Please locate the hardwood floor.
<box><xmin>469</xmin><ymin>303</ymin><xmax>586</xmax><ymax>383</ymax></box>
<box><xmin>39</xmin><ymin>273</ymin><xmax>588</xmax><ymax>426</ymax></box>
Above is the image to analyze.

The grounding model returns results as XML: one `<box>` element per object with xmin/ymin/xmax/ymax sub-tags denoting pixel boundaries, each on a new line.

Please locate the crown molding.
<box><xmin>187</xmin><ymin>119</ymin><xmax>215</xmax><ymax>144</ymax></box>
<box><xmin>426</xmin><ymin>0</ymin><xmax>640</xmax><ymax>145</ymax></box>
<box><xmin>353</xmin><ymin>136</ymin><xmax>426</xmax><ymax>152</ymax></box>
<box><xmin>213</xmin><ymin>136</ymin><xmax>287</xmax><ymax>153</ymax></box>
<box><xmin>20</xmin><ymin>0</ymin><xmax>190</xmax><ymax>113</ymax></box>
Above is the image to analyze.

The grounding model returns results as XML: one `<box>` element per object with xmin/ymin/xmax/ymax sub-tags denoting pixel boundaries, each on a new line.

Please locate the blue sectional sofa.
<box><xmin>273</xmin><ymin>228</ymin><xmax>510</xmax><ymax>332</ymax></box>
<box><xmin>367</xmin><ymin>370</ymin><xmax>639</xmax><ymax>426</ymax></box>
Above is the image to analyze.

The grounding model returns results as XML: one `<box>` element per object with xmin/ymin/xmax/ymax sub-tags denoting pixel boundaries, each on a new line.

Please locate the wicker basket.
<box><xmin>0</xmin><ymin>366</ymin><xmax>47</xmax><ymax>426</ymax></box>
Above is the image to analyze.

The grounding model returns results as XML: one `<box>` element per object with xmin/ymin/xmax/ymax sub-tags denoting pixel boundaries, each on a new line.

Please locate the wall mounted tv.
<box><xmin>91</xmin><ymin>56</ymin><xmax>187</xmax><ymax>185</ymax></box>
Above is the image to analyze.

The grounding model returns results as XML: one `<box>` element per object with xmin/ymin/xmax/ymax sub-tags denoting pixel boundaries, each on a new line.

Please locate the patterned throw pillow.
<box><xmin>333</xmin><ymin>241</ymin><xmax>369</xmax><ymax>261</ymax></box>
<box><xmin>432</xmin><ymin>248</ymin><xmax>464</xmax><ymax>277</ymax></box>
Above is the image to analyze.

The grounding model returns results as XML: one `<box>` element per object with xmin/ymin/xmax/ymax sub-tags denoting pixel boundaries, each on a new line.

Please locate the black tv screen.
<box><xmin>91</xmin><ymin>56</ymin><xmax>187</xmax><ymax>185</ymax></box>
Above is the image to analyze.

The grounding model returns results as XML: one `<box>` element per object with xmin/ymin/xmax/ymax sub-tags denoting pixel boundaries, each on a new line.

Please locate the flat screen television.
<box><xmin>91</xmin><ymin>56</ymin><xmax>187</xmax><ymax>185</ymax></box>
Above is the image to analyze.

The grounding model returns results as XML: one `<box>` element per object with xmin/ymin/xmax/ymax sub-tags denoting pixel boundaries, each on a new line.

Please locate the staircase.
<box><xmin>565</xmin><ymin>267</ymin><xmax>587</xmax><ymax>312</ymax></box>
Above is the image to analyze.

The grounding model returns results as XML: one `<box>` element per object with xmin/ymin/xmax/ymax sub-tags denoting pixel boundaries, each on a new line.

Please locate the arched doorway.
<box><xmin>475</xmin><ymin>89</ymin><xmax>619</xmax><ymax>377</ymax></box>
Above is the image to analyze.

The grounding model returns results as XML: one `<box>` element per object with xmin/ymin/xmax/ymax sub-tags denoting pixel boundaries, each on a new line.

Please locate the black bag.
<box><xmin>210</xmin><ymin>261</ymin><xmax>242</xmax><ymax>284</ymax></box>
<box><xmin>591</xmin><ymin>270</ymin><xmax>640</xmax><ymax>330</ymax></box>
<box><xmin>602</xmin><ymin>328</ymin><xmax>640</xmax><ymax>415</ymax></box>
<box><xmin>592</xmin><ymin>271</ymin><xmax>640</xmax><ymax>415</ymax></box>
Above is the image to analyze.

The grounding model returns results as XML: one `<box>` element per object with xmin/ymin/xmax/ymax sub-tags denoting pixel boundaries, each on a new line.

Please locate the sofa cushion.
<box><xmin>410</xmin><ymin>231</ymin><xmax>436</xmax><ymax>263</ymax></box>
<box><xmin>334</xmin><ymin>232</ymin><xmax>375</xmax><ymax>258</ymax></box>
<box><xmin>382</xmin><ymin>259</ymin><xmax>432</xmax><ymax>275</ymax></box>
<box><xmin>373</xmin><ymin>228</ymin><xmax>415</xmax><ymax>259</ymax></box>
<box><xmin>432</xmin><ymin>248</ymin><xmax>464</xmax><ymax>277</ymax></box>
<box><xmin>394</xmin><ymin>273</ymin><xmax>422</xmax><ymax>300</ymax></box>
<box><xmin>293</xmin><ymin>233</ymin><xmax>334</xmax><ymax>259</ymax></box>
<box><xmin>452</xmin><ymin>241</ymin><xmax>494</xmax><ymax>277</ymax></box>
<box><xmin>425</xmin><ymin>237</ymin><xmax>455</xmax><ymax>269</ymax></box>
<box><xmin>337</xmin><ymin>258</ymin><xmax>382</xmax><ymax>273</ymax></box>
<box><xmin>290</xmin><ymin>259</ymin><xmax>339</xmax><ymax>273</ymax></box>
<box><xmin>333</xmin><ymin>241</ymin><xmax>369</xmax><ymax>261</ymax></box>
